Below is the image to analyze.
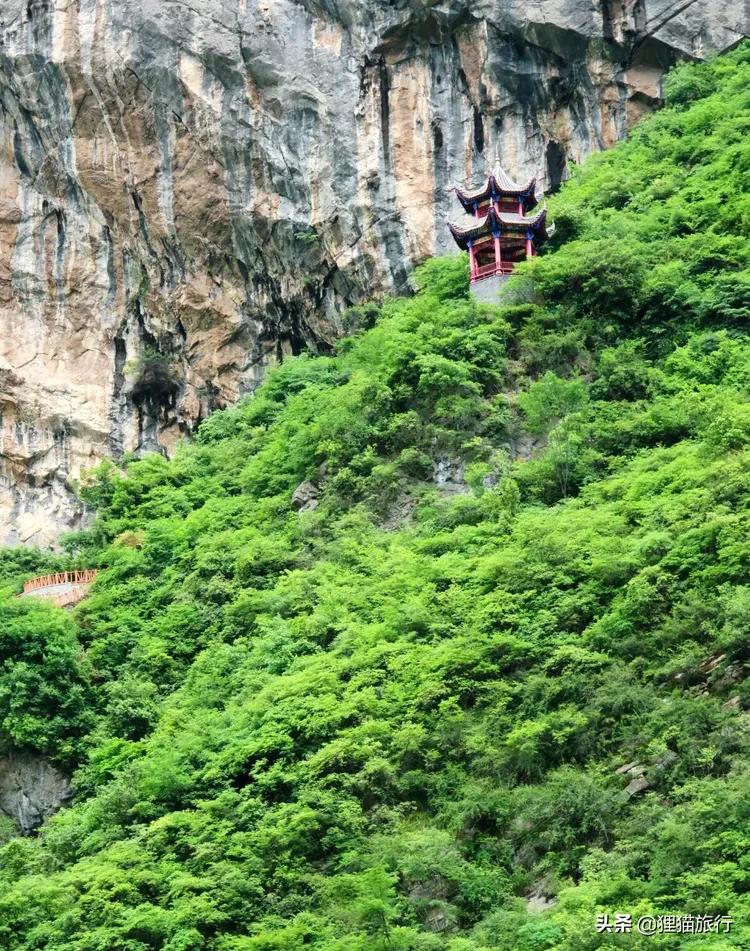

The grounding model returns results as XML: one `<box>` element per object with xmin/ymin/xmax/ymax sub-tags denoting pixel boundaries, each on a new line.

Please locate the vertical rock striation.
<box><xmin>0</xmin><ymin>0</ymin><xmax>746</xmax><ymax>544</ymax></box>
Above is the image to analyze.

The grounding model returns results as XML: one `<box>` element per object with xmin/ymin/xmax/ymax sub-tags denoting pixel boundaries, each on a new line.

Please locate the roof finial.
<box><xmin>493</xmin><ymin>148</ymin><xmax>502</xmax><ymax>179</ymax></box>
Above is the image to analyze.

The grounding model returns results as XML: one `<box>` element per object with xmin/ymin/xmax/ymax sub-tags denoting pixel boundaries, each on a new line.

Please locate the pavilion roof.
<box><xmin>454</xmin><ymin>162</ymin><xmax>537</xmax><ymax>211</ymax></box>
<box><xmin>447</xmin><ymin>206</ymin><xmax>549</xmax><ymax>250</ymax></box>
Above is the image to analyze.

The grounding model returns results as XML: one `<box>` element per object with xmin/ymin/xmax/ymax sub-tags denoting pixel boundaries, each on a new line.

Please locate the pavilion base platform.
<box><xmin>470</xmin><ymin>273</ymin><xmax>510</xmax><ymax>303</ymax></box>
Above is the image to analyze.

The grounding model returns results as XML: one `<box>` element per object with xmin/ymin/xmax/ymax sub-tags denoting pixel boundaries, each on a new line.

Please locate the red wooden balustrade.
<box><xmin>22</xmin><ymin>569</ymin><xmax>98</xmax><ymax>594</ymax></box>
<box><xmin>474</xmin><ymin>261</ymin><xmax>516</xmax><ymax>281</ymax></box>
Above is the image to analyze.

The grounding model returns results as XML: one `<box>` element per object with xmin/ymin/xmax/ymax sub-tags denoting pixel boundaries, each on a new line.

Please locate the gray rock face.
<box><xmin>0</xmin><ymin>752</ymin><xmax>72</xmax><ymax>833</ymax></box>
<box><xmin>0</xmin><ymin>0</ymin><xmax>746</xmax><ymax>544</ymax></box>
<box><xmin>471</xmin><ymin>274</ymin><xmax>508</xmax><ymax>304</ymax></box>
<box><xmin>291</xmin><ymin>479</ymin><xmax>320</xmax><ymax>511</ymax></box>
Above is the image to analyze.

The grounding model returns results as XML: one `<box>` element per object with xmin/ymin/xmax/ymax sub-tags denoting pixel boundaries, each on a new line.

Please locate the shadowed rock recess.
<box><xmin>0</xmin><ymin>0</ymin><xmax>745</xmax><ymax>545</ymax></box>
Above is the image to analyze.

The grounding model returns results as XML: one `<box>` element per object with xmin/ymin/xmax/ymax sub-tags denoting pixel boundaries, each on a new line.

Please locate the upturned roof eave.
<box><xmin>447</xmin><ymin>206</ymin><xmax>547</xmax><ymax>239</ymax></box>
<box><xmin>454</xmin><ymin>171</ymin><xmax>537</xmax><ymax>208</ymax></box>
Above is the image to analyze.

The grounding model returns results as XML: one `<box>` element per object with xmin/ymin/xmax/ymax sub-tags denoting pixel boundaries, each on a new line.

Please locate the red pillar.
<box><xmin>518</xmin><ymin>198</ymin><xmax>524</xmax><ymax>216</ymax></box>
<box><xmin>525</xmin><ymin>232</ymin><xmax>533</xmax><ymax>260</ymax></box>
<box><xmin>468</xmin><ymin>242</ymin><xmax>477</xmax><ymax>280</ymax></box>
<box><xmin>494</xmin><ymin>234</ymin><xmax>502</xmax><ymax>274</ymax></box>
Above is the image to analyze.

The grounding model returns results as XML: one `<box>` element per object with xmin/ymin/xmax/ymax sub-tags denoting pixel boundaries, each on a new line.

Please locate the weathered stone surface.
<box><xmin>471</xmin><ymin>274</ymin><xmax>508</xmax><ymax>304</ymax></box>
<box><xmin>0</xmin><ymin>751</ymin><xmax>72</xmax><ymax>833</ymax></box>
<box><xmin>625</xmin><ymin>774</ymin><xmax>651</xmax><ymax>797</ymax></box>
<box><xmin>0</xmin><ymin>0</ymin><xmax>746</xmax><ymax>543</ymax></box>
<box><xmin>291</xmin><ymin>480</ymin><xmax>320</xmax><ymax>511</ymax></box>
<box><xmin>526</xmin><ymin>883</ymin><xmax>557</xmax><ymax>914</ymax></box>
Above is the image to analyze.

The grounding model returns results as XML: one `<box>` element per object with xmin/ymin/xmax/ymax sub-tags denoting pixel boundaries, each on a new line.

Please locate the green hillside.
<box><xmin>2</xmin><ymin>45</ymin><xmax>750</xmax><ymax>950</ymax></box>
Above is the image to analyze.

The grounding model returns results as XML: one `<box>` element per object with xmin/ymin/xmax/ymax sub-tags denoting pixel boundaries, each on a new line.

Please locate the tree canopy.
<box><xmin>2</xmin><ymin>42</ymin><xmax>750</xmax><ymax>951</ymax></box>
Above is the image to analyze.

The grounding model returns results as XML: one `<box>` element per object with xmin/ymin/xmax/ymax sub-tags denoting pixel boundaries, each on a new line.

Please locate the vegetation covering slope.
<box><xmin>2</xmin><ymin>45</ymin><xmax>750</xmax><ymax>950</ymax></box>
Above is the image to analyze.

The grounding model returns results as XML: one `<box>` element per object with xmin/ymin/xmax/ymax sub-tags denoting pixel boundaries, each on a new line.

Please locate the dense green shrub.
<box><xmin>0</xmin><ymin>601</ymin><xmax>92</xmax><ymax>760</ymax></box>
<box><xmin>2</xmin><ymin>41</ymin><xmax>750</xmax><ymax>951</ymax></box>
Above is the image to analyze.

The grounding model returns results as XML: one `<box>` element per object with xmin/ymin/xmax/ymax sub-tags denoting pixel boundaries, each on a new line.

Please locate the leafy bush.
<box><xmin>2</xmin><ymin>41</ymin><xmax>750</xmax><ymax>951</ymax></box>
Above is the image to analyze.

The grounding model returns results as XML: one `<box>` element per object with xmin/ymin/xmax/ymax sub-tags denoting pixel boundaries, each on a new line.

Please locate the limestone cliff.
<box><xmin>0</xmin><ymin>0</ymin><xmax>746</xmax><ymax>545</ymax></box>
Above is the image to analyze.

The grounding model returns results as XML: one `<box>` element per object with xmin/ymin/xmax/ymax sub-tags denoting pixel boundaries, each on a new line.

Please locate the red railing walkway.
<box><xmin>20</xmin><ymin>570</ymin><xmax>98</xmax><ymax>607</ymax></box>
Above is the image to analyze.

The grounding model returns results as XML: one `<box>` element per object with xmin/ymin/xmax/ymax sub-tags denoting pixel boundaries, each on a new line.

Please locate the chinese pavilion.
<box><xmin>447</xmin><ymin>163</ymin><xmax>551</xmax><ymax>298</ymax></box>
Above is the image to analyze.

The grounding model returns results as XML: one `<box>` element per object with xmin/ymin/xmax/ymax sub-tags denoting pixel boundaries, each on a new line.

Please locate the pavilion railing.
<box><xmin>474</xmin><ymin>262</ymin><xmax>516</xmax><ymax>281</ymax></box>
